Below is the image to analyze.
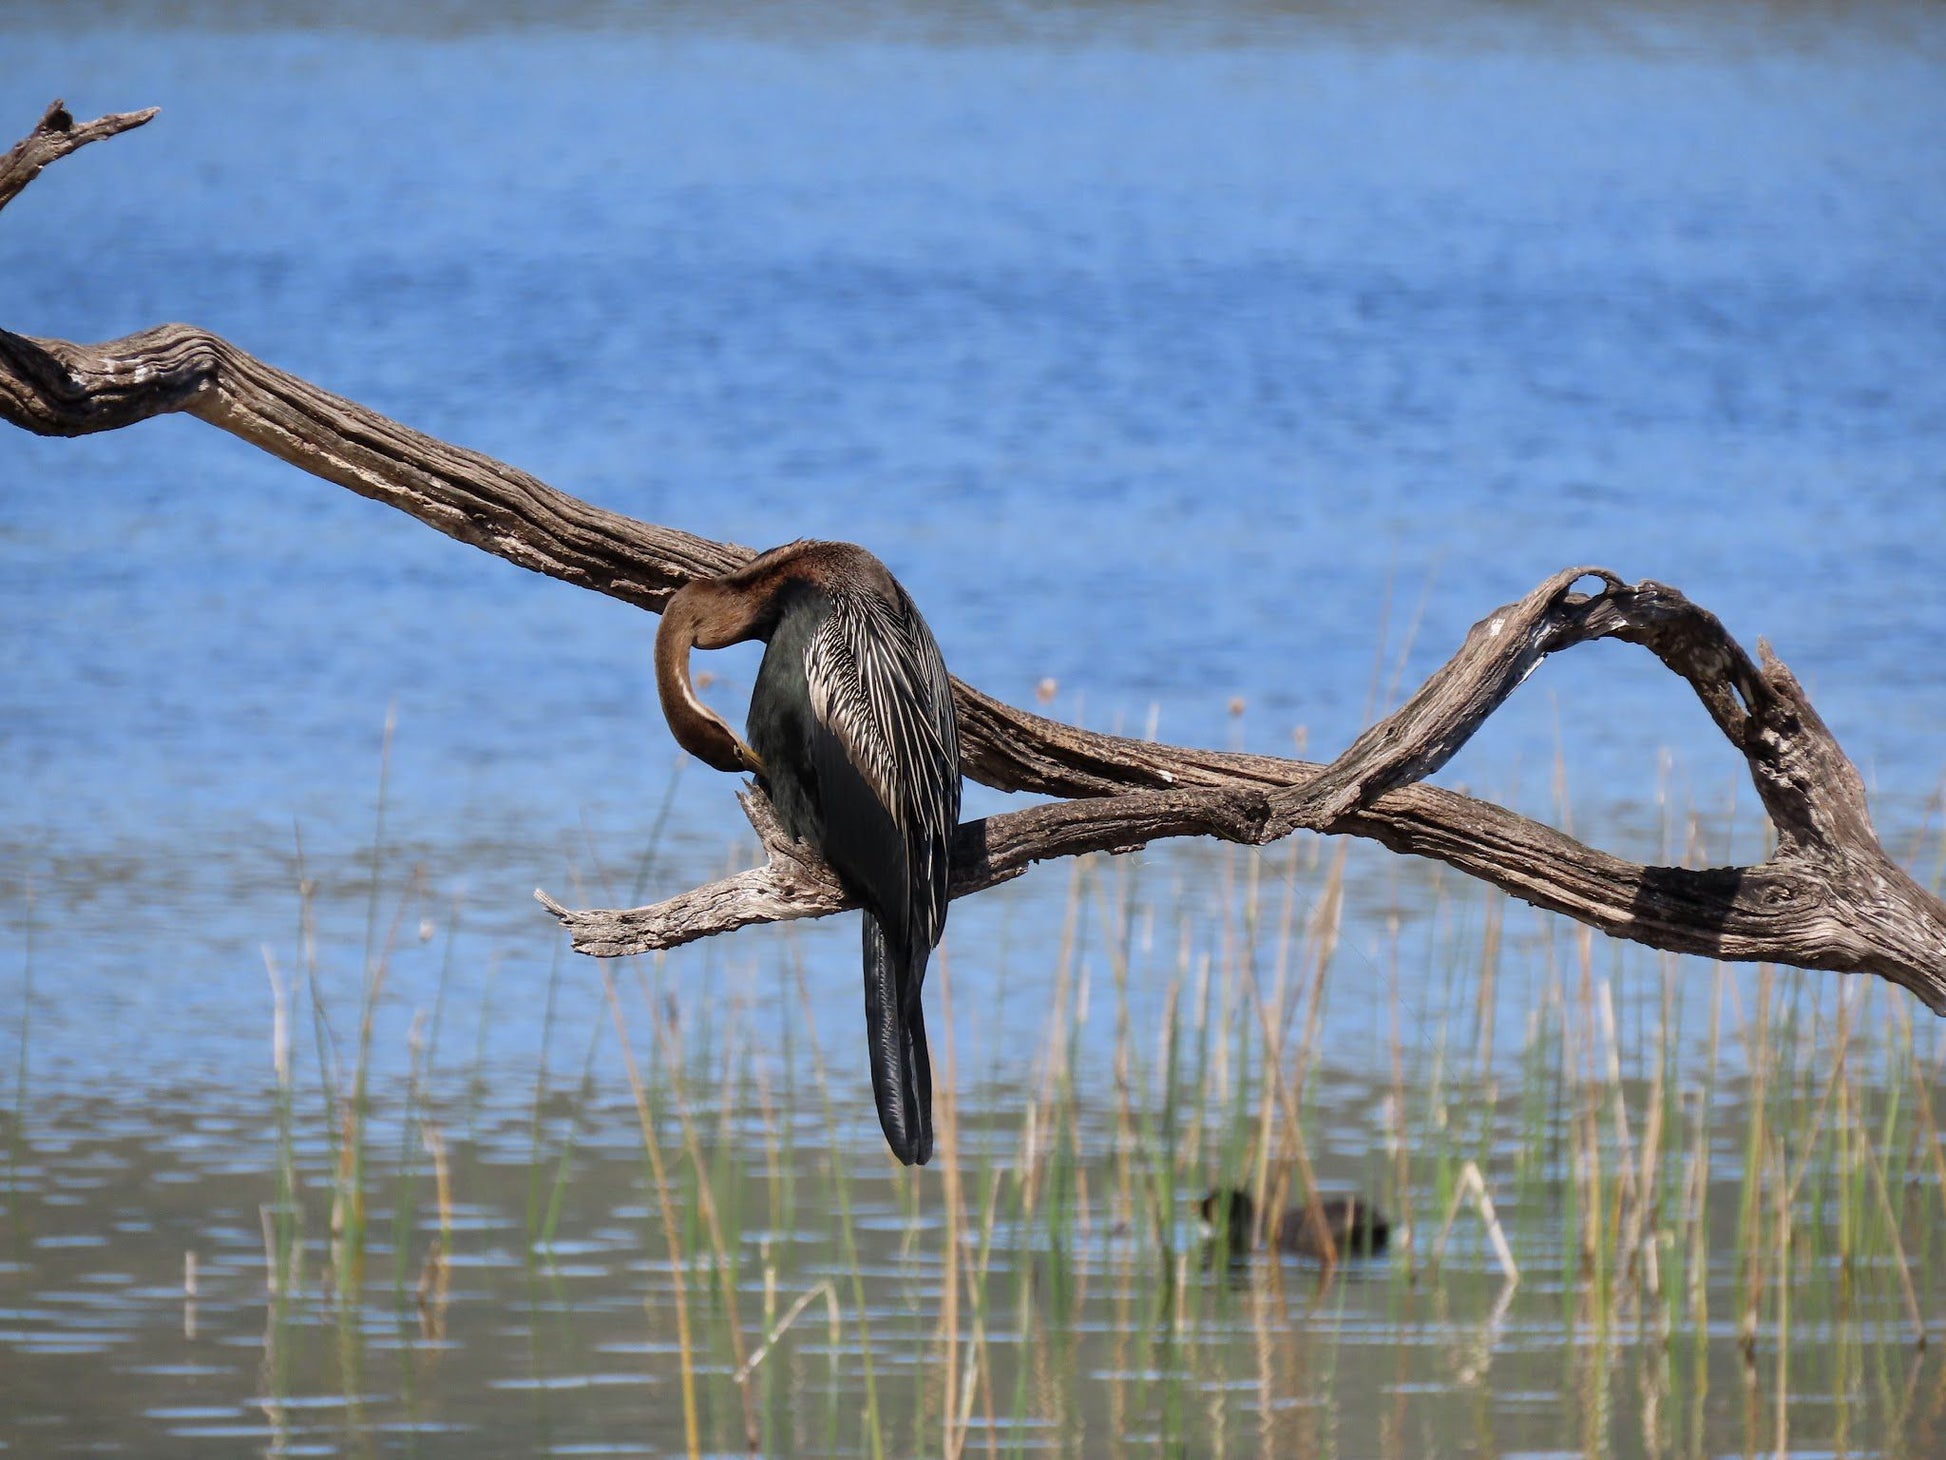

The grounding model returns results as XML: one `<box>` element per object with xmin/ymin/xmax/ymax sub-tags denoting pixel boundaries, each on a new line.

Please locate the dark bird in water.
<box><xmin>1200</xmin><ymin>1186</ymin><xmax>1391</xmax><ymax>1260</ymax></box>
<box><xmin>655</xmin><ymin>541</ymin><xmax>960</xmax><ymax>1166</ymax></box>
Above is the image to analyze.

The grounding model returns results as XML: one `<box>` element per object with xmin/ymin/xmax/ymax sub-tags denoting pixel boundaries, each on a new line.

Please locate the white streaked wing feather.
<box><xmin>803</xmin><ymin>587</ymin><xmax>960</xmax><ymax>944</ymax></box>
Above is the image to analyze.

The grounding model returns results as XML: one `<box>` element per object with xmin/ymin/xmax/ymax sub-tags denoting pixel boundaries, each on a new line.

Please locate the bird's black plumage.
<box><xmin>1199</xmin><ymin>1186</ymin><xmax>1391</xmax><ymax>1260</ymax></box>
<box><xmin>743</xmin><ymin>561</ymin><xmax>958</xmax><ymax>1166</ymax></box>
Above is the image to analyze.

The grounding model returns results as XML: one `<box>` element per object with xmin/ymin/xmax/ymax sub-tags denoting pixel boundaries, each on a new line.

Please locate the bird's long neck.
<box><xmin>655</xmin><ymin>579</ymin><xmax>769</xmax><ymax>774</ymax></box>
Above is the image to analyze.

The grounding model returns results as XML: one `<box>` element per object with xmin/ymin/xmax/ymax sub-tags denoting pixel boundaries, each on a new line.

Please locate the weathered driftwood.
<box><xmin>0</xmin><ymin>99</ymin><xmax>157</xmax><ymax>213</ymax></box>
<box><xmin>8</xmin><ymin>102</ymin><xmax>1944</xmax><ymax>1012</ymax></box>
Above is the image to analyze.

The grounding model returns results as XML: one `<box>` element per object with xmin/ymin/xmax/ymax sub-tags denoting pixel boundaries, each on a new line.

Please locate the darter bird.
<box><xmin>655</xmin><ymin>541</ymin><xmax>959</xmax><ymax>1166</ymax></box>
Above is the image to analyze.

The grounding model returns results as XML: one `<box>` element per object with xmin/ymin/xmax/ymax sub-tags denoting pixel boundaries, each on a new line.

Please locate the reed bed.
<box><xmin>222</xmin><ymin>768</ymin><xmax>1945</xmax><ymax>1460</ymax></box>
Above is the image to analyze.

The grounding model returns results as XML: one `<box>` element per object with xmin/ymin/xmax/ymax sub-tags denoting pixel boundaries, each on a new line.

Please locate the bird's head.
<box><xmin>656</xmin><ymin>583</ymin><xmax>768</xmax><ymax>779</ymax></box>
<box><xmin>1199</xmin><ymin>1186</ymin><xmax>1257</xmax><ymax>1251</ymax></box>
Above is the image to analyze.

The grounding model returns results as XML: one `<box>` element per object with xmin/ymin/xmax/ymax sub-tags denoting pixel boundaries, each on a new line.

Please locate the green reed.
<box><xmin>226</xmin><ymin>767</ymin><xmax>1944</xmax><ymax>1460</ymax></box>
<box><xmin>5</xmin><ymin>882</ymin><xmax>32</xmax><ymax>1230</ymax></box>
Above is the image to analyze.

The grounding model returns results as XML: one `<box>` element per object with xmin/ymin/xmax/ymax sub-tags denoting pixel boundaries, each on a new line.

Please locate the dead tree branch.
<box><xmin>7</xmin><ymin>102</ymin><xmax>1943</xmax><ymax>1012</ymax></box>
<box><xmin>0</xmin><ymin>99</ymin><xmax>156</xmax><ymax>213</ymax></box>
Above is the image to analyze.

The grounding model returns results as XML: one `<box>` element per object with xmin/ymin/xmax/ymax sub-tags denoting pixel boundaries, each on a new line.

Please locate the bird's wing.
<box><xmin>803</xmin><ymin>586</ymin><xmax>960</xmax><ymax>948</ymax></box>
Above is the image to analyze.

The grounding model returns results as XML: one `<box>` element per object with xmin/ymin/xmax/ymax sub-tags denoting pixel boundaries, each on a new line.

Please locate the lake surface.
<box><xmin>3</xmin><ymin>3</ymin><xmax>1944</xmax><ymax>1455</ymax></box>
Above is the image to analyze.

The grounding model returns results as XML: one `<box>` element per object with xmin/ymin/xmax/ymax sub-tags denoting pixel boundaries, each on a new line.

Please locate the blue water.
<box><xmin>3</xmin><ymin>6</ymin><xmax>1945</xmax><ymax>1095</ymax></box>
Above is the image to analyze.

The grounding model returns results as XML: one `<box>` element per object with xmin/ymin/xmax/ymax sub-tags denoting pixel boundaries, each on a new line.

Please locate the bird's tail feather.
<box><xmin>863</xmin><ymin>914</ymin><xmax>933</xmax><ymax>1166</ymax></box>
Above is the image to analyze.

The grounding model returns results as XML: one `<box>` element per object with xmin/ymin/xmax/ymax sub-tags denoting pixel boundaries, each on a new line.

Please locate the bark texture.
<box><xmin>0</xmin><ymin>99</ymin><xmax>157</xmax><ymax>213</ymax></box>
<box><xmin>9</xmin><ymin>103</ymin><xmax>1944</xmax><ymax>1012</ymax></box>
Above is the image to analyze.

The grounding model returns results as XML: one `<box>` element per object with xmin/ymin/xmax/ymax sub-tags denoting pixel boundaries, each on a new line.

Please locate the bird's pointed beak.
<box><xmin>737</xmin><ymin>740</ymin><xmax>767</xmax><ymax>778</ymax></box>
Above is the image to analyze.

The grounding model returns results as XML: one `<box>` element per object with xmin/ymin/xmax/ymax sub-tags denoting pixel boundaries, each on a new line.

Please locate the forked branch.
<box><xmin>0</xmin><ymin>99</ymin><xmax>157</xmax><ymax>213</ymax></box>
<box><xmin>8</xmin><ymin>102</ymin><xmax>1944</xmax><ymax>1012</ymax></box>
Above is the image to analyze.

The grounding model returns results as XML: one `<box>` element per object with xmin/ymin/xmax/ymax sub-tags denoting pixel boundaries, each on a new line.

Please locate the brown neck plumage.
<box><xmin>654</xmin><ymin>575</ymin><xmax>769</xmax><ymax>775</ymax></box>
<box><xmin>654</xmin><ymin>540</ymin><xmax>896</xmax><ymax>775</ymax></box>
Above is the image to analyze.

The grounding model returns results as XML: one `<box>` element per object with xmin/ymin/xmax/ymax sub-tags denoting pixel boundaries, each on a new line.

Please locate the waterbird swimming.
<box><xmin>655</xmin><ymin>541</ymin><xmax>960</xmax><ymax>1165</ymax></box>
<box><xmin>1200</xmin><ymin>1186</ymin><xmax>1391</xmax><ymax>1260</ymax></box>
